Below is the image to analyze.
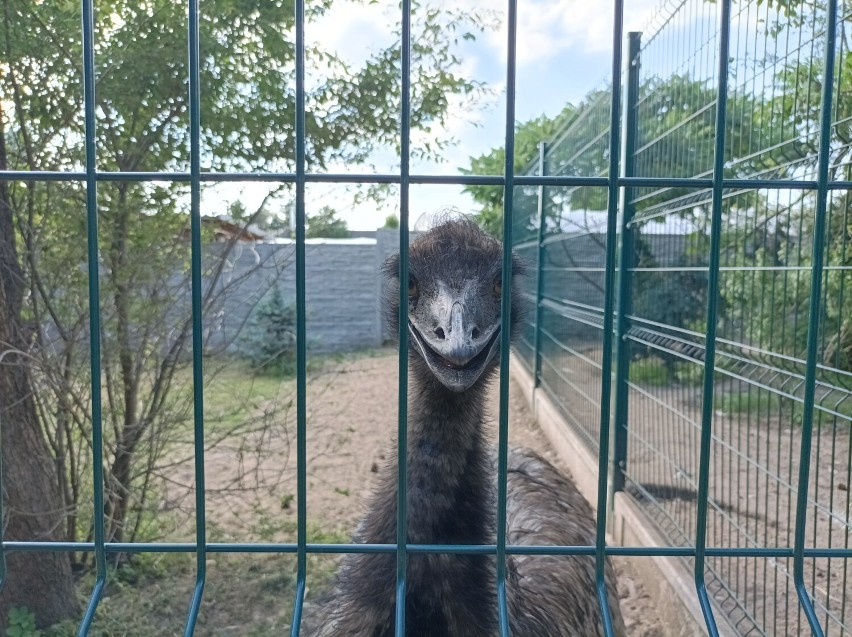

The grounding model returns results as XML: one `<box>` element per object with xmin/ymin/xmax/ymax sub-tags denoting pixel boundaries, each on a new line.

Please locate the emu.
<box><xmin>306</xmin><ymin>218</ymin><xmax>626</xmax><ymax>637</ymax></box>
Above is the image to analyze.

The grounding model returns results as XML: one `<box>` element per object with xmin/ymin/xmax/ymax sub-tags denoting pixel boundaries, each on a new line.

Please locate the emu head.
<box><xmin>384</xmin><ymin>218</ymin><xmax>524</xmax><ymax>393</ymax></box>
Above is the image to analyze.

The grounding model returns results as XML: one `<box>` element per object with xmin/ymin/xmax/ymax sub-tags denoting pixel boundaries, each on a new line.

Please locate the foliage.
<box><xmin>461</xmin><ymin>104</ymin><xmax>578</xmax><ymax>238</ymax></box>
<box><xmin>476</xmin><ymin>52</ymin><xmax>851</xmax><ymax>377</ymax></box>
<box><xmin>306</xmin><ymin>206</ymin><xmax>349</xmax><ymax>238</ymax></box>
<box><xmin>383</xmin><ymin>213</ymin><xmax>400</xmax><ymax>229</ymax></box>
<box><xmin>628</xmin><ymin>358</ymin><xmax>671</xmax><ymax>386</ymax></box>
<box><xmin>631</xmin><ymin>232</ymin><xmax>711</xmax><ymax>378</ymax></box>
<box><xmin>5</xmin><ymin>608</ymin><xmax>43</xmax><ymax>637</ymax></box>
<box><xmin>718</xmin><ymin>192</ymin><xmax>852</xmax><ymax>372</ymax></box>
<box><xmin>718</xmin><ymin>390</ymin><xmax>785</xmax><ymax>416</ymax></box>
<box><xmin>0</xmin><ymin>0</ymin><xmax>488</xmax><ymax>567</ymax></box>
<box><xmin>2</xmin><ymin>0</ymin><xmax>488</xmax><ymax>172</ymax></box>
<box><xmin>466</xmin><ymin>74</ymin><xmax>797</xmax><ymax>237</ymax></box>
<box><xmin>242</xmin><ymin>286</ymin><xmax>298</xmax><ymax>376</ymax></box>
<box><xmin>715</xmin><ymin>46</ymin><xmax>852</xmax><ymax>371</ymax></box>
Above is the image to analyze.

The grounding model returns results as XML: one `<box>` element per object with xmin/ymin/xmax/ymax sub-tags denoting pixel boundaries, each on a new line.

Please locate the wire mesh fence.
<box><xmin>513</xmin><ymin>0</ymin><xmax>852</xmax><ymax>634</ymax></box>
<box><xmin>0</xmin><ymin>0</ymin><xmax>850</xmax><ymax>635</ymax></box>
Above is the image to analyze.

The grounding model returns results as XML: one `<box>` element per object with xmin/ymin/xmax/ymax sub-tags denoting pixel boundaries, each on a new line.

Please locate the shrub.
<box><xmin>242</xmin><ymin>285</ymin><xmax>297</xmax><ymax>375</ymax></box>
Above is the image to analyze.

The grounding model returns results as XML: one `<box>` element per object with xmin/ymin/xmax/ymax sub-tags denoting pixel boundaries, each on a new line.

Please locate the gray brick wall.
<box><xmin>206</xmin><ymin>230</ymin><xmax>419</xmax><ymax>354</ymax></box>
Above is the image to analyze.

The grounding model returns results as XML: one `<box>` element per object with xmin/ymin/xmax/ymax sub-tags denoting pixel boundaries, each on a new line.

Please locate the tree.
<box><xmin>463</xmin><ymin>71</ymin><xmax>826</xmax><ymax>383</ymax></box>
<box><xmin>0</xmin><ymin>0</ymin><xmax>489</xmax><ymax>619</ymax></box>
<box><xmin>306</xmin><ymin>205</ymin><xmax>349</xmax><ymax>238</ymax></box>
<box><xmin>461</xmin><ymin>104</ymin><xmax>578</xmax><ymax>238</ymax></box>
<box><xmin>718</xmin><ymin>47</ymin><xmax>852</xmax><ymax>372</ymax></box>
<box><xmin>465</xmin><ymin>75</ymin><xmax>796</xmax><ymax>236</ymax></box>
<box><xmin>241</xmin><ymin>285</ymin><xmax>298</xmax><ymax>375</ymax></box>
<box><xmin>0</xmin><ymin>106</ymin><xmax>79</xmax><ymax>630</ymax></box>
<box><xmin>383</xmin><ymin>213</ymin><xmax>400</xmax><ymax>229</ymax></box>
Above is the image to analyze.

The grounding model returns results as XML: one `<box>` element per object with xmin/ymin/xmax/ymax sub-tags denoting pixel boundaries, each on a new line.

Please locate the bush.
<box><xmin>6</xmin><ymin>608</ymin><xmax>42</xmax><ymax>637</ymax></box>
<box><xmin>242</xmin><ymin>286</ymin><xmax>297</xmax><ymax>375</ymax></box>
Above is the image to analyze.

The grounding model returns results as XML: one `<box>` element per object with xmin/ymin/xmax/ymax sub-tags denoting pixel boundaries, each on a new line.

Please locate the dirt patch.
<box><xmin>543</xmin><ymin>346</ymin><xmax>852</xmax><ymax>636</ymax></box>
<box><xmin>164</xmin><ymin>350</ymin><xmax>665</xmax><ymax>635</ymax></box>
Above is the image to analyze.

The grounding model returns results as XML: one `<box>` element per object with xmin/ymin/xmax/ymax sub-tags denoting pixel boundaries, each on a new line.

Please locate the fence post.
<box><xmin>612</xmin><ymin>31</ymin><xmax>641</xmax><ymax>493</ymax></box>
<box><xmin>532</xmin><ymin>141</ymin><xmax>547</xmax><ymax>387</ymax></box>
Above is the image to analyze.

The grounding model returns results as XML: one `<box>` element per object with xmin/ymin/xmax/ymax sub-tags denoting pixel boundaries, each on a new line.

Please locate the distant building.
<box><xmin>202</xmin><ymin>215</ymin><xmax>266</xmax><ymax>242</ymax></box>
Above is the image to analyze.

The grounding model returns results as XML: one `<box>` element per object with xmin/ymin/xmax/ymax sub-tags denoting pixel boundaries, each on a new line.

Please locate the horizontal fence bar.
<box><xmin>4</xmin><ymin>170</ymin><xmax>851</xmax><ymax>191</ymax></box>
<box><xmin>5</xmin><ymin>542</ymin><xmax>852</xmax><ymax>559</ymax></box>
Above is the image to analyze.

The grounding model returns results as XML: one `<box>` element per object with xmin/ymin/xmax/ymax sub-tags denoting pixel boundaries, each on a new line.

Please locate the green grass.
<box><xmin>174</xmin><ymin>347</ymin><xmax>393</xmax><ymax>435</ymax></box>
<box><xmin>41</xmin><ymin>348</ymin><xmax>387</xmax><ymax>636</ymax></box>
<box><xmin>629</xmin><ymin>358</ymin><xmax>671</xmax><ymax>386</ymax></box>
<box><xmin>673</xmin><ymin>361</ymin><xmax>706</xmax><ymax>386</ymax></box>
<box><xmin>42</xmin><ymin>513</ymin><xmax>348</xmax><ymax>637</ymax></box>
<box><xmin>716</xmin><ymin>389</ymin><xmax>851</xmax><ymax>426</ymax></box>
<box><xmin>200</xmin><ymin>359</ymin><xmax>295</xmax><ymax>434</ymax></box>
<box><xmin>717</xmin><ymin>390</ymin><xmax>784</xmax><ymax>415</ymax></box>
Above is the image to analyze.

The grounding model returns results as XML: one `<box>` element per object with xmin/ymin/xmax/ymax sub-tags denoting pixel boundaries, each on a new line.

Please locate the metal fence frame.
<box><xmin>0</xmin><ymin>0</ymin><xmax>850</xmax><ymax>636</ymax></box>
<box><xmin>512</xmin><ymin>0</ymin><xmax>852</xmax><ymax>635</ymax></box>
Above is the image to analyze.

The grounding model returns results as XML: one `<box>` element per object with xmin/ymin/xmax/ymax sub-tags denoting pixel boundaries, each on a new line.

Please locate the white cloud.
<box><xmin>273</xmin><ymin>0</ymin><xmax>676</xmax><ymax>230</ymax></box>
<box><xmin>480</xmin><ymin>0</ymin><xmax>661</xmax><ymax>65</ymax></box>
<box><xmin>308</xmin><ymin>2</ymin><xmax>396</xmax><ymax>69</ymax></box>
<box><xmin>311</xmin><ymin>0</ymin><xmax>668</xmax><ymax>69</ymax></box>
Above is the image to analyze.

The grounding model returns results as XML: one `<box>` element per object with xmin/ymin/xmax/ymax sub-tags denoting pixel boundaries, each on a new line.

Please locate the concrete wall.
<box><xmin>205</xmin><ymin>229</ymin><xmax>418</xmax><ymax>354</ymax></box>
<box><xmin>534</xmin><ymin>232</ymin><xmax>688</xmax><ymax>342</ymax></box>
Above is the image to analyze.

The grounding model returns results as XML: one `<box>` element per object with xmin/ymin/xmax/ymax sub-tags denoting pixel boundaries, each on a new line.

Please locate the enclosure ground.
<box><xmin>70</xmin><ymin>348</ymin><xmax>665</xmax><ymax>635</ymax></box>
<box><xmin>192</xmin><ymin>348</ymin><xmax>666</xmax><ymax>635</ymax></box>
<box><xmin>542</xmin><ymin>346</ymin><xmax>851</xmax><ymax>636</ymax></box>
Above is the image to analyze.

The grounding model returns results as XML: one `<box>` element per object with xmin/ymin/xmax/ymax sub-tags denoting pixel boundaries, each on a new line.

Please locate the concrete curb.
<box><xmin>509</xmin><ymin>354</ymin><xmax>734</xmax><ymax>637</ymax></box>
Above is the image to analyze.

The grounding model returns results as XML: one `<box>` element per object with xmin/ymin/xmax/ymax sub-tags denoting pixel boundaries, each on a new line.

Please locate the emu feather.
<box><xmin>305</xmin><ymin>218</ymin><xmax>626</xmax><ymax>637</ymax></box>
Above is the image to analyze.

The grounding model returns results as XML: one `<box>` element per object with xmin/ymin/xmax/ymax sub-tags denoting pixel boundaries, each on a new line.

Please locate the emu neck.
<box><xmin>401</xmin><ymin>375</ymin><xmax>492</xmax><ymax>544</ymax></box>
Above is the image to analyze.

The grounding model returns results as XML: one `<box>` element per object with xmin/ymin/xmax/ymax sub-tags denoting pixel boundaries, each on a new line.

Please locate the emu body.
<box><xmin>306</xmin><ymin>219</ymin><xmax>625</xmax><ymax>637</ymax></box>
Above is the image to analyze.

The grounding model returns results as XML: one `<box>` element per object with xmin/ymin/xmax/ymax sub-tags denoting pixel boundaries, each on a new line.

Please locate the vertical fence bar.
<box><xmin>532</xmin><ymin>142</ymin><xmax>547</xmax><ymax>386</ymax></box>
<box><xmin>290</xmin><ymin>0</ymin><xmax>308</xmax><ymax>633</ymax></box>
<box><xmin>793</xmin><ymin>0</ymin><xmax>838</xmax><ymax>634</ymax></box>
<box><xmin>77</xmin><ymin>0</ymin><xmax>106</xmax><ymax>632</ymax></box>
<box><xmin>0</xmin><ymin>431</ymin><xmax>4</xmax><ymax>589</ymax></box>
<box><xmin>496</xmin><ymin>0</ymin><xmax>518</xmax><ymax>634</ymax></box>
<box><xmin>694</xmin><ymin>1</ymin><xmax>732</xmax><ymax>634</ymax></box>
<box><xmin>395</xmin><ymin>1</ymin><xmax>412</xmax><ymax>634</ymax></box>
<box><xmin>612</xmin><ymin>31</ymin><xmax>641</xmax><ymax>494</ymax></box>
<box><xmin>183</xmin><ymin>0</ymin><xmax>207</xmax><ymax>633</ymax></box>
<box><xmin>594</xmin><ymin>1</ymin><xmax>624</xmax><ymax>634</ymax></box>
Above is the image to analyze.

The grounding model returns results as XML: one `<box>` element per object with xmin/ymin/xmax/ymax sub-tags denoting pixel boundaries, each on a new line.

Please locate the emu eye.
<box><xmin>494</xmin><ymin>276</ymin><xmax>502</xmax><ymax>297</ymax></box>
<box><xmin>408</xmin><ymin>277</ymin><xmax>419</xmax><ymax>300</ymax></box>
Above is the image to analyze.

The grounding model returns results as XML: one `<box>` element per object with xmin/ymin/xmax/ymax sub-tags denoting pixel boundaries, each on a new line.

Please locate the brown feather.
<box><xmin>304</xmin><ymin>218</ymin><xmax>625</xmax><ymax>637</ymax></box>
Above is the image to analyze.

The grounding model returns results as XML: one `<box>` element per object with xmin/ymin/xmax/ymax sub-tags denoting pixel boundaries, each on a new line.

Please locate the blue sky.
<box><xmin>214</xmin><ymin>0</ymin><xmax>662</xmax><ymax>230</ymax></box>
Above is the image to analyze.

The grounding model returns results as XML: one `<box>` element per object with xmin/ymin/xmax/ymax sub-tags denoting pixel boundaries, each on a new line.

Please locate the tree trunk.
<box><xmin>0</xmin><ymin>114</ymin><xmax>78</xmax><ymax>628</ymax></box>
<box><xmin>103</xmin><ymin>185</ymin><xmax>140</xmax><ymax>549</ymax></box>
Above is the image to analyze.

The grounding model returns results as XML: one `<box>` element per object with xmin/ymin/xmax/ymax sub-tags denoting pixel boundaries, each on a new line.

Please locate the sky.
<box><xmin>212</xmin><ymin>0</ymin><xmax>663</xmax><ymax>231</ymax></box>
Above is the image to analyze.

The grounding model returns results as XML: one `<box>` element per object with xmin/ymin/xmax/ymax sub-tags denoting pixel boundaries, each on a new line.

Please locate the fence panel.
<box><xmin>514</xmin><ymin>88</ymin><xmax>615</xmax><ymax>452</ymax></box>
<box><xmin>1</xmin><ymin>0</ymin><xmax>850</xmax><ymax>635</ymax></box>
<box><xmin>518</xmin><ymin>0</ymin><xmax>852</xmax><ymax>634</ymax></box>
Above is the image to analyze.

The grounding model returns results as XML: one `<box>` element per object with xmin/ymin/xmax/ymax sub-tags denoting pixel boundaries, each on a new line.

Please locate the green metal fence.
<box><xmin>513</xmin><ymin>0</ymin><xmax>852</xmax><ymax>634</ymax></box>
<box><xmin>0</xmin><ymin>0</ymin><xmax>850</xmax><ymax>636</ymax></box>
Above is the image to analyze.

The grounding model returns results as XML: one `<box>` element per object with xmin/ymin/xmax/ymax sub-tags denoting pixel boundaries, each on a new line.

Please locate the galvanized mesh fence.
<box><xmin>513</xmin><ymin>0</ymin><xmax>852</xmax><ymax>634</ymax></box>
<box><xmin>0</xmin><ymin>0</ymin><xmax>850</xmax><ymax>635</ymax></box>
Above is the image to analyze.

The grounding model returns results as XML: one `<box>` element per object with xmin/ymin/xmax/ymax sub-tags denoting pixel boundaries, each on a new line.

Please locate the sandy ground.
<box><xmin>167</xmin><ymin>350</ymin><xmax>665</xmax><ymax>636</ymax></box>
<box><xmin>539</xmin><ymin>346</ymin><xmax>852</xmax><ymax>637</ymax></box>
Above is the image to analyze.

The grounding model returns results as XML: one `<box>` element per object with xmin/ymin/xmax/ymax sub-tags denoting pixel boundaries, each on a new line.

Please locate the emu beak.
<box><xmin>408</xmin><ymin>292</ymin><xmax>501</xmax><ymax>393</ymax></box>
